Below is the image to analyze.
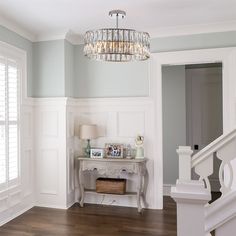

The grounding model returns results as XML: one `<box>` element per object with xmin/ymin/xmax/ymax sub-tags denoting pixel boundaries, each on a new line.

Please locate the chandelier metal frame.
<box><xmin>84</xmin><ymin>10</ymin><xmax>150</xmax><ymax>62</ymax></box>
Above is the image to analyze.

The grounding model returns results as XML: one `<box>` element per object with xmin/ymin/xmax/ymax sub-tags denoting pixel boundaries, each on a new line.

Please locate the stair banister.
<box><xmin>172</xmin><ymin>127</ymin><xmax>236</xmax><ymax>236</ymax></box>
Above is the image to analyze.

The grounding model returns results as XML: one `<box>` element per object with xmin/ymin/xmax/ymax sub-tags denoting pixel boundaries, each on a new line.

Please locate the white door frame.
<box><xmin>150</xmin><ymin>47</ymin><xmax>236</xmax><ymax>209</ymax></box>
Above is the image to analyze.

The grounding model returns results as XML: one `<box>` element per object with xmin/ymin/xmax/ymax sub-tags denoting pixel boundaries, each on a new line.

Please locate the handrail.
<box><xmin>205</xmin><ymin>191</ymin><xmax>236</xmax><ymax>233</ymax></box>
<box><xmin>191</xmin><ymin>128</ymin><xmax>236</xmax><ymax>168</ymax></box>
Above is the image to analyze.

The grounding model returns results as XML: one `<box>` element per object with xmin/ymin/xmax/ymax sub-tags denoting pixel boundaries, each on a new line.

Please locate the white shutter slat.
<box><xmin>0</xmin><ymin>126</ymin><xmax>6</xmax><ymax>184</ymax></box>
<box><xmin>8</xmin><ymin>124</ymin><xmax>18</xmax><ymax>181</ymax></box>
<box><xmin>8</xmin><ymin>65</ymin><xmax>18</xmax><ymax>122</ymax></box>
<box><xmin>0</xmin><ymin>56</ymin><xmax>19</xmax><ymax>189</ymax></box>
<box><xmin>0</xmin><ymin>63</ymin><xmax>5</xmax><ymax>122</ymax></box>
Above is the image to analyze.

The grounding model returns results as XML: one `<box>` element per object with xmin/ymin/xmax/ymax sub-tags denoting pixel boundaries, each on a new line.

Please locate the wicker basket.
<box><xmin>96</xmin><ymin>178</ymin><xmax>126</xmax><ymax>195</ymax></box>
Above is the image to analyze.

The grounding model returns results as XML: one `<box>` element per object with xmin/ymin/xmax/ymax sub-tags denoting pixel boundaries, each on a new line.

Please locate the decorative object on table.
<box><xmin>96</xmin><ymin>178</ymin><xmax>126</xmax><ymax>195</ymax></box>
<box><xmin>105</xmin><ymin>143</ymin><xmax>124</xmax><ymax>158</ymax></box>
<box><xmin>90</xmin><ymin>148</ymin><xmax>104</xmax><ymax>158</ymax></box>
<box><xmin>84</xmin><ymin>10</ymin><xmax>150</xmax><ymax>62</ymax></box>
<box><xmin>79</xmin><ymin>124</ymin><xmax>98</xmax><ymax>157</ymax></box>
<box><xmin>135</xmin><ymin>135</ymin><xmax>144</xmax><ymax>159</ymax></box>
<box><xmin>126</xmin><ymin>144</ymin><xmax>132</xmax><ymax>159</ymax></box>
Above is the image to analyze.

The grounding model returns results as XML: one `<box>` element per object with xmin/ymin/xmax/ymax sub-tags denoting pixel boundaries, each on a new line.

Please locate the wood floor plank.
<box><xmin>0</xmin><ymin>197</ymin><xmax>176</xmax><ymax>236</ymax></box>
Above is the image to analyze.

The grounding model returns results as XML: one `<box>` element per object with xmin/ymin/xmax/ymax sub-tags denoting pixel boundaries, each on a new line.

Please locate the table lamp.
<box><xmin>79</xmin><ymin>124</ymin><xmax>98</xmax><ymax>157</ymax></box>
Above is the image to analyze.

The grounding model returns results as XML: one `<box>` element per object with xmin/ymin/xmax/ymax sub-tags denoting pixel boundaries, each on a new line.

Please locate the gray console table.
<box><xmin>77</xmin><ymin>157</ymin><xmax>148</xmax><ymax>212</ymax></box>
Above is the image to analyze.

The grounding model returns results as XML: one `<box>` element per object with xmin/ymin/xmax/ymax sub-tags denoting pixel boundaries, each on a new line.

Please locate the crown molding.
<box><xmin>2</xmin><ymin>14</ymin><xmax>236</xmax><ymax>45</ymax></box>
<box><xmin>34</xmin><ymin>30</ymin><xmax>84</xmax><ymax>45</ymax></box>
<box><xmin>0</xmin><ymin>15</ymin><xmax>36</xmax><ymax>42</ymax></box>
<box><xmin>148</xmin><ymin>20</ymin><xmax>236</xmax><ymax>38</ymax></box>
<box><xmin>35</xmin><ymin>21</ymin><xmax>236</xmax><ymax>45</ymax></box>
<box><xmin>34</xmin><ymin>30</ymin><xmax>68</xmax><ymax>42</ymax></box>
<box><xmin>65</xmin><ymin>30</ymin><xmax>84</xmax><ymax>45</ymax></box>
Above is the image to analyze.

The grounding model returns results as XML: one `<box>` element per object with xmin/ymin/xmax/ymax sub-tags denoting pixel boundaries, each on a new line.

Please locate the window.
<box><xmin>0</xmin><ymin>54</ymin><xmax>20</xmax><ymax>189</ymax></box>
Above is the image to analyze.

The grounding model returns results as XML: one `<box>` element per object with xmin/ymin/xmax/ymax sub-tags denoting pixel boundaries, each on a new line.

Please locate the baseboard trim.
<box><xmin>163</xmin><ymin>184</ymin><xmax>173</xmax><ymax>196</ymax></box>
<box><xmin>34</xmin><ymin>203</ymin><xmax>68</xmax><ymax>210</ymax></box>
<box><xmin>0</xmin><ymin>204</ymin><xmax>34</xmax><ymax>227</ymax></box>
<box><xmin>66</xmin><ymin>200</ymin><xmax>76</xmax><ymax>209</ymax></box>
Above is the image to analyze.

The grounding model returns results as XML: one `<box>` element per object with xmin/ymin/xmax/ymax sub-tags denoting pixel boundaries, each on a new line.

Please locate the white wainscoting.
<box><xmin>34</xmin><ymin>98</ymin><xmax>68</xmax><ymax>209</ymax></box>
<box><xmin>33</xmin><ymin>97</ymin><xmax>162</xmax><ymax>210</ymax></box>
<box><xmin>67</xmin><ymin>97</ymin><xmax>160</xmax><ymax>209</ymax></box>
<box><xmin>0</xmin><ymin>99</ymin><xmax>35</xmax><ymax>226</ymax></box>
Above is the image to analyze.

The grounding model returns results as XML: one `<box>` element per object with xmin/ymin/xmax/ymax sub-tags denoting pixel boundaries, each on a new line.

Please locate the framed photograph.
<box><xmin>105</xmin><ymin>143</ymin><xmax>124</xmax><ymax>158</ymax></box>
<box><xmin>90</xmin><ymin>148</ymin><xmax>104</xmax><ymax>158</ymax></box>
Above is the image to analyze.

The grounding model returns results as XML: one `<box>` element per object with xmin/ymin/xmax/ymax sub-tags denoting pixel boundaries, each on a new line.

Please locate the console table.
<box><xmin>77</xmin><ymin>157</ymin><xmax>148</xmax><ymax>212</ymax></box>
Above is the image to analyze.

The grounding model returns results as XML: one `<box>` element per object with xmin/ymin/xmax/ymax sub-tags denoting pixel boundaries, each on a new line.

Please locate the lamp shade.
<box><xmin>79</xmin><ymin>124</ymin><xmax>98</xmax><ymax>140</ymax></box>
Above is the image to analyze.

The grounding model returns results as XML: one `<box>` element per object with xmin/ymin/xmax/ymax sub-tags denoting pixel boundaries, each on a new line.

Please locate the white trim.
<box><xmin>163</xmin><ymin>184</ymin><xmax>173</xmax><ymax>196</ymax></box>
<box><xmin>2</xmin><ymin>10</ymin><xmax>236</xmax><ymax>44</ymax></box>
<box><xmin>67</xmin><ymin>96</ymin><xmax>153</xmax><ymax>107</ymax></box>
<box><xmin>0</xmin><ymin>204</ymin><xmax>33</xmax><ymax>227</ymax></box>
<box><xmin>35</xmin><ymin>31</ymin><xmax>68</xmax><ymax>43</ymax></box>
<box><xmin>151</xmin><ymin>47</ymin><xmax>236</xmax><ymax>209</ymax></box>
<box><xmin>34</xmin><ymin>203</ymin><xmax>68</xmax><ymax>210</ymax></box>
<box><xmin>34</xmin><ymin>21</ymin><xmax>236</xmax><ymax>44</ymax></box>
<box><xmin>65</xmin><ymin>31</ymin><xmax>83</xmax><ymax>45</ymax></box>
<box><xmin>0</xmin><ymin>15</ymin><xmax>35</xmax><ymax>42</ymax></box>
<box><xmin>0</xmin><ymin>41</ymin><xmax>28</xmax><ymax>105</ymax></box>
<box><xmin>35</xmin><ymin>30</ymin><xmax>84</xmax><ymax>45</ymax></box>
<box><xmin>148</xmin><ymin>20</ymin><xmax>236</xmax><ymax>38</ymax></box>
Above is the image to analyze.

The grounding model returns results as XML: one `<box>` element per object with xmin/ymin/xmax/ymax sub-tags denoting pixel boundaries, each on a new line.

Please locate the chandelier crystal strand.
<box><xmin>84</xmin><ymin>10</ymin><xmax>150</xmax><ymax>62</ymax></box>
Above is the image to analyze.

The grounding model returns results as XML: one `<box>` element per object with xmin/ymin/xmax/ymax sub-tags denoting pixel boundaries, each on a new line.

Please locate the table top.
<box><xmin>77</xmin><ymin>157</ymin><xmax>148</xmax><ymax>163</ymax></box>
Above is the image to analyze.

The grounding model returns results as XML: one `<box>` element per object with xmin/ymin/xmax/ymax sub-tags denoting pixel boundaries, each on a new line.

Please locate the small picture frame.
<box><xmin>105</xmin><ymin>143</ymin><xmax>124</xmax><ymax>158</ymax></box>
<box><xmin>90</xmin><ymin>148</ymin><xmax>104</xmax><ymax>158</ymax></box>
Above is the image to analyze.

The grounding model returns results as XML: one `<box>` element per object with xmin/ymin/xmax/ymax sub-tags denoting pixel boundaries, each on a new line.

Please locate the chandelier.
<box><xmin>84</xmin><ymin>10</ymin><xmax>150</xmax><ymax>62</ymax></box>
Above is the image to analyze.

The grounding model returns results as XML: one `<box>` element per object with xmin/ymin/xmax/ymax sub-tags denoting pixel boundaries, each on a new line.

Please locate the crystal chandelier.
<box><xmin>84</xmin><ymin>10</ymin><xmax>150</xmax><ymax>62</ymax></box>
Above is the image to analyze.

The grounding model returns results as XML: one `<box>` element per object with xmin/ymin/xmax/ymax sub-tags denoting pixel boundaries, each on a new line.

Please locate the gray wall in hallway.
<box><xmin>162</xmin><ymin>65</ymin><xmax>186</xmax><ymax>185</ymax></box>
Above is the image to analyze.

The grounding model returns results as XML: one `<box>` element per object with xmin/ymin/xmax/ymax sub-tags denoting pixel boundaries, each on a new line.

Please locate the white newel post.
<box><xmin>177</xmin><ymin>146</ymin><xmax>193</xmax><ymax>181</ymax></box>
<box><xmin>171</xmin><ymin>180</ymin><xmax>211</xmax><ymax>236</ymax></box>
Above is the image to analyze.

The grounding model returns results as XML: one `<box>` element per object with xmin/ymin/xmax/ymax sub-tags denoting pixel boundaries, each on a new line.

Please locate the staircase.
<box><xmin>171</xmin><ymin>128</ymin><xmax>236</xmax><ymax>236</ymax></box>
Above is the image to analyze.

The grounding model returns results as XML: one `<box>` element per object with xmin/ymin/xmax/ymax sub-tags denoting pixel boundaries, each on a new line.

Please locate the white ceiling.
<box><xmin>1</xmin><ymin>0</ymin><xmax>236</xmax><ymax>42</ymax></box>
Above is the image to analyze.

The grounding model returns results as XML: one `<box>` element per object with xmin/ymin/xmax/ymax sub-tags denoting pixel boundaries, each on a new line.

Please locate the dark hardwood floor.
<box><xmin>0</xmin><ymin>197</ymin><xmax>176</xmax><ymax>236</ymax></box>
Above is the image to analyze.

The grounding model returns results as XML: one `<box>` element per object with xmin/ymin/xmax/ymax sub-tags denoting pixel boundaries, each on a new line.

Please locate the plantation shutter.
<box><xmin>0</xmin><ymin>56</ymin><xmax>19</xmax><ymax>189</ymax></box>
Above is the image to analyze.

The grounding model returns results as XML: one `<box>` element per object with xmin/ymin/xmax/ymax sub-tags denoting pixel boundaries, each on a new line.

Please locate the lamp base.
<box><xmin>84</xmin><ymin>139</ymin><xmax>91</xmax><ymax>157</ymax></box>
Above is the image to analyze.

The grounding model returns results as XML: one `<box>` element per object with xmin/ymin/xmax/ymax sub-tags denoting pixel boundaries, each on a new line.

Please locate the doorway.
<box><xmin>151</xmin><ymin>48</ymin><xmax>235</xmax><ymax>209</ymax></box>
<box><xmin>162</xmin><ymin>63</ymin><xmax>223</xmax><ymax>194</ymax></box>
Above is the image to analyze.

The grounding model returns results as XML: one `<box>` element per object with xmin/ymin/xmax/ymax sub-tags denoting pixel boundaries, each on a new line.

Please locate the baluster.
<box><xmin>194</xmin><ymin>154</ymin><xmax>213</xmax><ymax>192</ymax></box>
<box><xmin>218</xmin><ymin>159</ymin><xmax>234</xmax><ymax>196</ymax></box>
<box><xmin>216</xmin><ymin>137</ymin><xmax>236</xmax><ymax>197</ymax></box>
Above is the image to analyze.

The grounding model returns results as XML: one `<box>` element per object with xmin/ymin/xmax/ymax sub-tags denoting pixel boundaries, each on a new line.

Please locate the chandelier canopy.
<box><xmin>84</xmin><ymin>10</ymin><xmax>150</xmax><ymax>62</ymax></box>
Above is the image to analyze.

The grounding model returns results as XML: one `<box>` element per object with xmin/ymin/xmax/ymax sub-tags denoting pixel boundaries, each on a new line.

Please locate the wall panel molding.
<box><xmin>33</xmin><ymin>97</ymin><xmax>159</xmax><ymax>210</ymax></box>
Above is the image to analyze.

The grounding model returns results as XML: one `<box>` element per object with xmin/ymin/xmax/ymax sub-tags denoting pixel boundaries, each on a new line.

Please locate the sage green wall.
<box><xmin>151</xmin><ymin>31</ymin><xmax>236</xmax><ymax>52</ymax></box>
<box><xmin>73</xmin><ymin>31</ymin><xmax>236</xmax><ymax>98</ymax></box>
<box><xmin>74</xmin><ymin>45</ymin><xmax>149</xmax><ymax>98</ymax></box>
<box><xmin>65</xmin><ymin>40</ymin><xmax>75</xmax><ymax>97</ymax></box>
<box><xmin>32</xmin><ymin>40</ymin><xmax>65</xmax><ymax>97</ymax></box>
<box><xmin>2</xmin><ymin>26</ymin><xmax>236</xmax><ymax>98</ymax></box>
<box><xmin>0</xmin><ymin>26</ymin><xmax>33</xmax><ymax>96</ymax></box>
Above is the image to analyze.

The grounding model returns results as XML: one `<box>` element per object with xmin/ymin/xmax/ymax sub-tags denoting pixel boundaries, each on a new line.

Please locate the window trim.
<box><xmin>0</xmin><ymin>41</ymin><xmax>27</xmax><ymax>191</ymax></box>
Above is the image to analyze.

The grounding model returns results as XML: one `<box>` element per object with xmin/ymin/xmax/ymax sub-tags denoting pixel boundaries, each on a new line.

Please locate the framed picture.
<box><xmin>105</xmin><ymin>143</ymin><xmax>124</xmax><ymax>158</ymax></box>
<box><xmin>90</xmin><ymin>148</ymin><xmax>104</xmax><ymax>158</ymax></box>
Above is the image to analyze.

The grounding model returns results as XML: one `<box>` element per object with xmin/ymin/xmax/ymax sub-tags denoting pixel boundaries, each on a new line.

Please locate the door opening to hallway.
<box><xmin>162</xmin><ymin>63</ymin><xmax>223</xmax><ymax>195</ymax></box>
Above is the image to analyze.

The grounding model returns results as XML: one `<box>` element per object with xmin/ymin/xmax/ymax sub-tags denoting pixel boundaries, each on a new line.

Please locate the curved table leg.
<box><xmin>141</xmin><ymin>168</ymin><xmax>149</xmax><ymax>208</ymax></box>
<box><xmin>79</xmin><ymin>164</ymin><xmax>85</xmax><ymax>207</ymax></box>
<box><xmin>137</xmin><ymin>173</ymin><xmax>142</xmax><ymax>213</ymax></box>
